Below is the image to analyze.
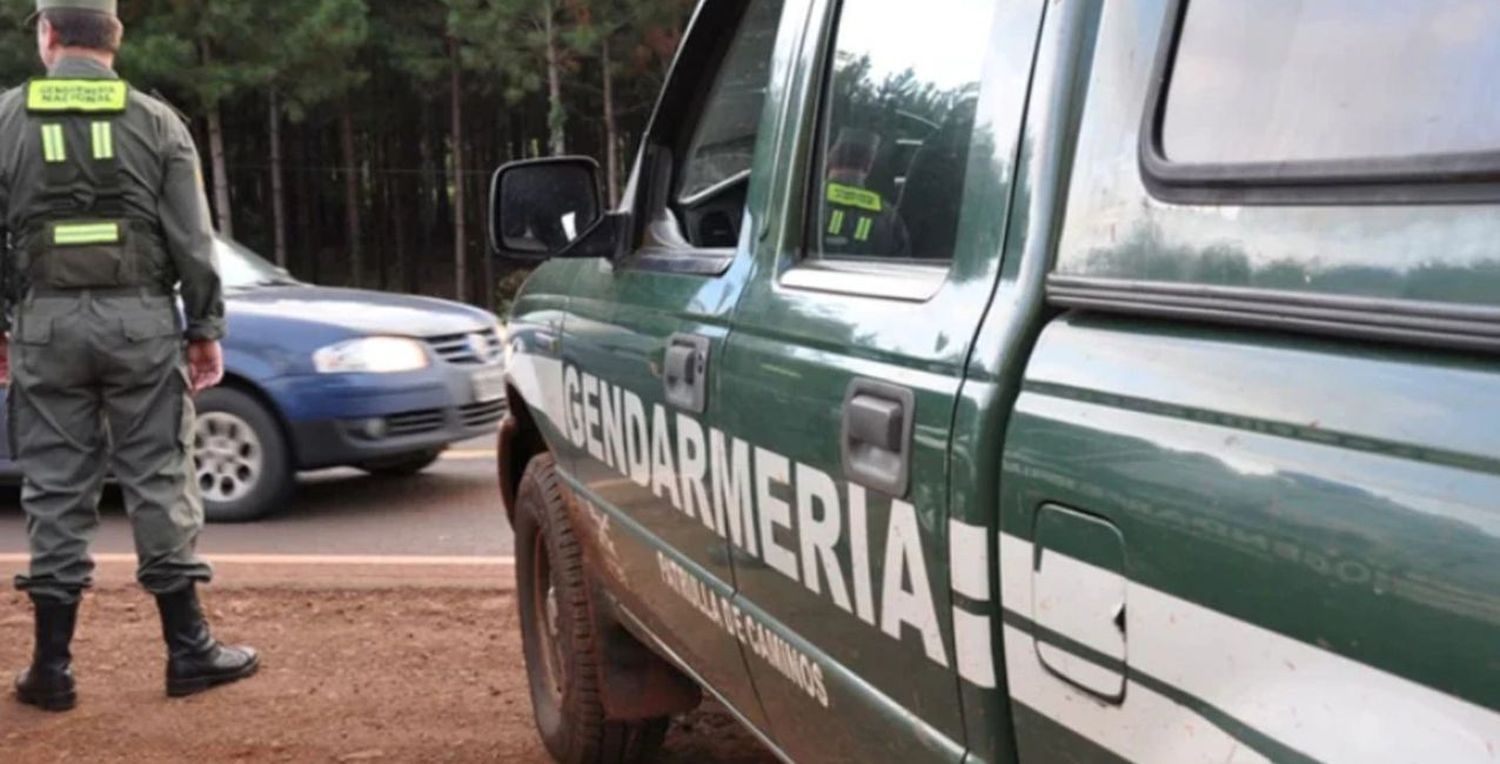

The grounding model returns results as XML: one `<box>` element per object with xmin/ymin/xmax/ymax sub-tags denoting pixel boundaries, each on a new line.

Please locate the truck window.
<box><xmin>1147</xmin><ymin>0</ymin><xmax>1500</xmax><ymax>201</ymax></box>
<box><xmin>1053</xmin><ymin>0</ymin><xmax>1500</xmax><ymax>351</ymax></box>
<box><xmin>678</xmin><ymin>0</ymin><xmax>786</xmax><ymax>203</ymax></box>
<box><xmin>810</xmin><ymin>0</ymin><xmax>995</xmax><ymax>263</ymax></box>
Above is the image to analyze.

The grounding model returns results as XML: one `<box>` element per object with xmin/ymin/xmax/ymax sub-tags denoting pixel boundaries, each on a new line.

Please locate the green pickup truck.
<box><xmin>489</xmin><ymin>0</ymin><xmax>1500</xmax><ymax>761</ymax></box>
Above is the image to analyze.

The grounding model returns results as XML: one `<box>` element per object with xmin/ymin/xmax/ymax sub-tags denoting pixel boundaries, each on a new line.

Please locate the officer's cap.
<box><xmin>28</xmin><ymin>0</ymin><xmax>119</xmax><ymax>25</ymax></box>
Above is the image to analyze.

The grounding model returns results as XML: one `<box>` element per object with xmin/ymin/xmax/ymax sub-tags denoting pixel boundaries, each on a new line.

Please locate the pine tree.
<box><xmin>124</xmin><ymin>0</ymin><xmax>275</xmax><ymax>239</ymax></box>
<box><xmin>261</xmin><ymin>0</ymin><xmax>370</xmax><ymax>276</ymax></box>
<box><xmin>0</xmin><ymin>0</ymin><xmax>696</xmax><ymax>308</ymax></box>
<box><xmin>0</xmin><ymin>0</ymin><xmax>37</xmax><ymax>88</ymax></box>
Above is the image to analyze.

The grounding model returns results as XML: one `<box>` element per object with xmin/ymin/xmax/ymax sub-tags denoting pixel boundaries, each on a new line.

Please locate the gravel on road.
<box><xmin>0</xmin><ymin>587</ymin><xmax>775</xmax><ymax>764</ymax></box>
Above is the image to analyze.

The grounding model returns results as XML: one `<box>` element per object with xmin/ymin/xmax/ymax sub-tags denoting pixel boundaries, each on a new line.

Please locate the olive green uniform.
<box><xmin>0</xmin><ymin>57</ymin><xmax>225</xmax><ymax>604</ymax></box>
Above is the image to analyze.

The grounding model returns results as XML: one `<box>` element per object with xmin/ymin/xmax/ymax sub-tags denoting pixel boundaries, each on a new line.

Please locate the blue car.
<box><xmin>0</xmin><ymin>238</ymin><xmax>507</xmax><ymax>522</ymax></box>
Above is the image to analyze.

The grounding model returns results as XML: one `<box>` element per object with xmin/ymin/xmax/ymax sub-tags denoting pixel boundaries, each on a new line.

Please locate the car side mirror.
<box><xmin>489</xmin><ymin>157</ymin><xmax>612</xmax><ymax>262</ymax></box>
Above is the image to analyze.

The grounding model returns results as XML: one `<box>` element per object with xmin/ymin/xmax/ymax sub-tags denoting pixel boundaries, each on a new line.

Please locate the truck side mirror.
<box><xmin>488</xmin><ymin>157</ymin><xmax>607</xmax><ymax>261</ymax></box>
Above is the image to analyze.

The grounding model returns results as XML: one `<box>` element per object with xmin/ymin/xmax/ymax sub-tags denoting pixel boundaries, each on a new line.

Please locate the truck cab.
<box><xmin>492</xmin><ymin>0</ymin><xmax>1500</xmax><ymax>761</ymax></box>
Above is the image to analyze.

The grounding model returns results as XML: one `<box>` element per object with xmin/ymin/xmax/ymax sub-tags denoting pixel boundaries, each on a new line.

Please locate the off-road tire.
<box><xmin>514</xmin><ymin>454</ymin><xmax>669</xmax><ymax>764</ymax></box>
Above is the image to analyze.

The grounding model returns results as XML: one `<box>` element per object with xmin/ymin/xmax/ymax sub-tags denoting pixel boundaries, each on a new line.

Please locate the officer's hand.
<box><xmin>187</xmin><ymin>339</ymin><xmax>224</xmax><ymax>394</ymax></box>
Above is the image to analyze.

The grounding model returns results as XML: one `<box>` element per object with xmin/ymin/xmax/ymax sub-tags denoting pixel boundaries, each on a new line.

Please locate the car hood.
<box><xmin>227</xmin><ymin>285</ymin><xmax>497</xmax><ymax>338</ymax></box>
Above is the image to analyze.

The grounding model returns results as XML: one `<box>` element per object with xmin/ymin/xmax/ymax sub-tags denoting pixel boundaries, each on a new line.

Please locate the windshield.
<box><xmin>216</xmin><ymin>238</ymin><xmax>299</xmax><ymax>289</ymax></box>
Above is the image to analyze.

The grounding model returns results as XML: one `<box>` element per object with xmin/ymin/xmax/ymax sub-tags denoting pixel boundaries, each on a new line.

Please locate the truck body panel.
<box><xmin>496</xmin><ymin>0</ymin><xmax>1500</xmax><ymax>760</ymax></box>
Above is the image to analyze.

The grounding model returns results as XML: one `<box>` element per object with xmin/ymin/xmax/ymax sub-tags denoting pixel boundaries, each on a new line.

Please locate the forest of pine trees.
<box><xmin>0</xmin><ymin>0</ymin><xmax>695</xmax><ymax>310</ymax></box>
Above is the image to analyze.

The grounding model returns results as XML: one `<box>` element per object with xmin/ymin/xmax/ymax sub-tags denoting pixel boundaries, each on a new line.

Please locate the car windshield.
<box><xmin>216</xmin><ymin>238</ymin><xmax>300</xmax><ymax>290</ymax></box>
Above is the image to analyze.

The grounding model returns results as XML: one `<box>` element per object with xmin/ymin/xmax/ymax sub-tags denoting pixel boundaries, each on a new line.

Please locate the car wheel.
<box><xmin>358</xmin><ymin>450</ymin><xmax>442</xmax><ymax>477</ymax></box>
<box><xmin>514</xmin><ymin>453</ymin><xmax>669</xmax><ymax>764</ymax></box>
<box><xmin>193</xmin><ymin>387</ymin><xmax>293</xmax><ymax>524</ymax></box>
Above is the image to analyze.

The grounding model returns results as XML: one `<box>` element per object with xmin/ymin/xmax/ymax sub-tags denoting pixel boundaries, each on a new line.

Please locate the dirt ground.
<box><xmin>0</xmin><ymin>588</ymin><xmax>776</xmax><ymax>763</ymax></box>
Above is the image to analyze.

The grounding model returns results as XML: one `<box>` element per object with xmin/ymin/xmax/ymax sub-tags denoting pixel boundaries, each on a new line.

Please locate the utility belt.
<box><xmin>18</xmin><ymin>218</ymin><xmax>169</xmax><ymax>292</ymax></box>
<box><xmin>28</xmin><ymin>285</ymin><xmax>173</xmax><ymax>300</ymax></box>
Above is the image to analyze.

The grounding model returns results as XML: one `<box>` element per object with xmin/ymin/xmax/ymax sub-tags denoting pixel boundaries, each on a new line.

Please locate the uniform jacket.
<box><xmin>0</xmin><ymin>56</ymin><xmax>224</xmax><ymax>341</ymax></box>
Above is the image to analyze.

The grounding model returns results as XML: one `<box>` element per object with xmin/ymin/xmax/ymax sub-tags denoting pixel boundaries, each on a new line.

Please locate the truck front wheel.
<box><xmin>514</xmin><ymin>454</ymin><xmax>668</xmax><ymax>764</ymax></box>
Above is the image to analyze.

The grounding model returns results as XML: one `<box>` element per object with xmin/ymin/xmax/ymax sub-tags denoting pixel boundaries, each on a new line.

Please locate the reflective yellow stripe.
<box><xmin>855</xmin><ymin>217</ymin><xmax>873</xmax><ymax>242</ymax></box>
<box><xmin>53</xmin><ymin>222</ymin><xmax>121</xmax><ymax>246</ymax></box>
<box><xmin>826</xmin><ymin>182</ymin><xmax>883</xmax><ymax>213</ymax></box>
<box><xmin>27</xmin><ymin>80</ymin><xmax>128</xmax><ymax>113</ymax></box>
<box><xmin>41</xmin><ymin>124</ymin><xmax>65</xmax><ymax>163</ymax></box>
<box><xmin>828</xmin><ymin>209</ymin><xmax>846</xmax><ymax>236</ymax></box>
<box><xmin>91</xmin><ymin>121</ymin><xmax>114</xmax><ymax>160</ymax></box>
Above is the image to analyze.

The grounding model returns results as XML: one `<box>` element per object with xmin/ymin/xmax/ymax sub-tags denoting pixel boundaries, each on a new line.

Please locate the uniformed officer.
<box><xmin>821</xmin><ymin>128</ymin><xmax>910</xmax><ymax>259</ymax></box>
<box><xmin>0</xmin><ymin>0</ymin><xmax>257</xmax><ymax>711</ymax></box>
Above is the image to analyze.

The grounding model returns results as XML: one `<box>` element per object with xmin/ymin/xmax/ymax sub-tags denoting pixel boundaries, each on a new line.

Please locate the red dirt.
<box><xmin>0</xmin><ymin>588</ymin><xmax>776</xmax><ymax>763</ymax></box>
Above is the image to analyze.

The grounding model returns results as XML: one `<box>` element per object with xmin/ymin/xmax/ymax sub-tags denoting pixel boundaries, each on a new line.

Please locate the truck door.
<box><xmin>551</xmin><ymin>0</ymin><xmax>799</xmax><ymax>733</ymax></box>
<box><xmin>715</xmin><ymin>0</ymin><xmax>1044</xmax><ymax>760</ymax></box>
<box><xmin>998</xmin><ymin>0</ymin><xmax>1500</xmax><ymax>761</ymax></box>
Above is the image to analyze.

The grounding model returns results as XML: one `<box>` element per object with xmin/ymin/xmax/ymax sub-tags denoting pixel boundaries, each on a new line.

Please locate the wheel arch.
<box><xmin>499</xmin><ymin>383</ymin><xmax>548</xmax><ymax>525</ymax></box>
<box><xmin>214</xmin><ymin>372</ymin><xmax>299</xmax><ymax>469</ymax></box>
<box><xmin>516</xmin><ymin>450</ymin><xmax>702</xmax><ymax>731</ymax></box>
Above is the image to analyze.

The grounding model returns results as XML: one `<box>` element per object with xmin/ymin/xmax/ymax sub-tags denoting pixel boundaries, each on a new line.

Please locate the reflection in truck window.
<box><xmin>813</xmin><ymin>0</ymin><xmax>996</xmax><ymax>263</ymax></box>
<box><xmin>678</xmin><ymin>0</ymin><xmax>787</xmax><ymax>201</ymax></box>
<box><xmin>1164</xmin><ymin>0</ymin><xmax>1500</xmax><ymax>165</ymax></box>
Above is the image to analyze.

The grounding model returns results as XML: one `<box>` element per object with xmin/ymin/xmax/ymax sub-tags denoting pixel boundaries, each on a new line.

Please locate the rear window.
<box><xmin>1148</xmin><ymin>0</ymin><xmax>1500</xmax><ymax>201</ymax></box>
<box><xmin>1049</xmin><ymin>0</ymin><xmax>1500</xmax><ymax>352</ymax></box>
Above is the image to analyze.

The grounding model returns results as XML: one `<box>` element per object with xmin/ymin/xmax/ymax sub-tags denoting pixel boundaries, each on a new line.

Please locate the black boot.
<box><xmin>14</xmin><ymin>595</ymin><xmax>79</xmax><ymax>712</ymax></box>
<box><xmin>155</xmin><ymin>586</ymin><xmax>259</xmax><ymax>698</ymax></box>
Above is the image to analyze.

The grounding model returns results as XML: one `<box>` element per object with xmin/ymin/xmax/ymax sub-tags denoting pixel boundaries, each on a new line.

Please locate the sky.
<box><xmin>833</xmin><ymin>0</ymin><xmax>997</xmax><ymax>92</ymax></box>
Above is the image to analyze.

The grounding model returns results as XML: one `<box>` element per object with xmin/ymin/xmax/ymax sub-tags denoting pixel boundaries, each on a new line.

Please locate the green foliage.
<box><xmin>0</xmin><ymin>0</ymin><xmax>40</xmax><ymax>88</ymax></box>
<box><xmin>122</xmin><ymin>0</ymin><xmax>272</xmax><ymax>111</ymax></box>
<box><xmin>0</xmin><ymin>0</ymin><xmax>695</xmax><ymax>308</ymax></box>
<box><xmin>373</xmin><ymin>0</ymin><xmax>449</xmax><ymax>94</ymax></box>
<box><xmin>449</xmin><ymin>0</ymin><xmax>544</xmax><ymax>103</ymax></box>
<box><xmin>268</xmin><ymin>0</ymin><xmax>370</xmax><ymax>120</ymax></box>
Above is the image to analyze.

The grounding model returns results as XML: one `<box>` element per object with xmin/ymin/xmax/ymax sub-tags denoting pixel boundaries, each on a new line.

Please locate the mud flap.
<box><xmin>590</xmin><ymin>580</ymin><xmax>704</xmax><ymax>722</ymax></box>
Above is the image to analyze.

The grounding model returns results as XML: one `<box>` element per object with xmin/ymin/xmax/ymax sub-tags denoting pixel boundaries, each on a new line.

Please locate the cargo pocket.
<box><xmin>6</xmin><ymin>375</ymin><xmax>18</xmax><ymax>459</ymax></box>
<box><xmin>121</xmin><ymin>310</ymin><xmax>184</xmax><ymax>376</ymax></box>
<box><xmin>12</xmin><ymin>315</ymin><xmax>53</xmax><ymax>389</ymax></box>
<box><xmin>38</xmin><ymin>220</ymin><xmax>133</xmax><ymax>289</ymax></box>
<box><xmin>121</xmin><ymin>312</ymin><xmax>180</xmax><ymax>342</ymax></box>
<box><xmin>169</xmin><ymin>352</ymin><xmax>202</xmax><ymax>524</ymax></box>
<box><xmin>17</xmin><ymin>316</ymin><xmax>52</xmax><ymax>345</ymax></box>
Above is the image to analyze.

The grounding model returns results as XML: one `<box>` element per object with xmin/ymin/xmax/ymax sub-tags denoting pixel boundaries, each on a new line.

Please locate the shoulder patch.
<box><xmin>27</xmin><ymin>80</ymin><xmax>128</xmax><ymax>114</ymax></box>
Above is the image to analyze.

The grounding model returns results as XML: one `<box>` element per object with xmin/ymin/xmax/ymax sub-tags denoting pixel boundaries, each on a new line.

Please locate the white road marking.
<box><xmin>441</xmin><ymin>449</ymin><xmax>498</xmax><ymax>461</ymax></box>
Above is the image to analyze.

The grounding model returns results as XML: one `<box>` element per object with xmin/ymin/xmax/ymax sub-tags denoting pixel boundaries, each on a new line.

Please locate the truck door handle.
<box><xmin>842</xmin><ymin>379</ymin><xmax>915</xmax><ymax>498</ymax></box>
<box><xmin>663</xmin><ymin>334</ymin><xmax>711</xmax><ymax>414</ymax></box>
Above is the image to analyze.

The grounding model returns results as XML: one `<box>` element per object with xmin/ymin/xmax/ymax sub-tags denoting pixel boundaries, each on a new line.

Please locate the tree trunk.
<box><xmin>450</xmin><ymin>38</ymin><xmax>467</xmax><ymax>303</ymax></box>
<box><xmin>295</xmin><ymin>124</ymin><xmax>315</xmax><ymax>281</ymax></box>
<box><xmin>417</xmin><ymin>102</ymin><xmax>435</xmax><ymax>296</ymax></box>
<box><xmin>478</xmin><ymin>100</ymin><xmax>495</xmax><ymax>312</ymax></box>
<box><xmin>393</xmin><ymin>170</ymin><xmax>408</xmax><ymax>295</ymax></box>
<box><xmin>544</xmin><ymin>2</ymin><xmax>566</xmax><ymax>155</ymax></box>
<box><xmin>206</xmin><ymin>104</ymin><xmax>233</xmax><ymax>238</ymax></box>
<box><xmin>601</xmin><ymin>34</ymin><xmax>620</xmax><ymax>206</ymax></box>
<box><xmin>268</xmin><ymin>90</ymin><xmax>288</xmax><ymax>267</ymax></box>
<box><xmin>198</xmin><ymin>40</ymin><xmax>234</xmax><ymax>238</ymax></box>
<box><xmin>340</xmin><ymin>105</ymin><xmax>362</xmax><ymax>287</ymax></box>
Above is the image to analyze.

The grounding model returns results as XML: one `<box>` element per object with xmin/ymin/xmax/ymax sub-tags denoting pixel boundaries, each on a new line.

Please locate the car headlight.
<box><xmin>313</xmin><ymin>337</ymin><xmax>430</xmax><ymax>374</ymax></box>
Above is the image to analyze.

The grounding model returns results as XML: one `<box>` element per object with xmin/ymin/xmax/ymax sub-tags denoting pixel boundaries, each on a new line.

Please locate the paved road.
<box><xmin>0</xmin><ymin>437</ymin><xmax>515</xmax><ymax>559</ymax></box>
